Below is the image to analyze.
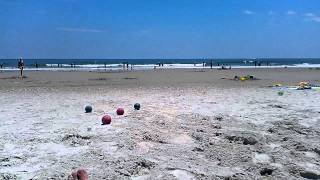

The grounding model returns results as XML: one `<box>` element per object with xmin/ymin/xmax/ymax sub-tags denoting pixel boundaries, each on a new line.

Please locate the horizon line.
<box><xmin>1</xmin><ymin>57</ymin><xmax>320</xmax><ymax>60</ymax></box>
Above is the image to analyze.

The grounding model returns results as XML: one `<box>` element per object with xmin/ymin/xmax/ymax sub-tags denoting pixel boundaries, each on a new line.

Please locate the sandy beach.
<box><xmin>0</xmin><ymin>68</ymin><xmax>320</xmax><ymax>179</ymax></box>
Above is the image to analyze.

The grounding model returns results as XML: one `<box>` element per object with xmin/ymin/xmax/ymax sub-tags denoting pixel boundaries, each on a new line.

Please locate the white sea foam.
<box><xmin>292</xmin><ymin>63</ymin><xmax>320</xmax><ymax>67</ymax></box>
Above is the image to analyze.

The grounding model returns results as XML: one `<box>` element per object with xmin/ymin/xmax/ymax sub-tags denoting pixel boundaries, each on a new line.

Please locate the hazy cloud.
<box><xmin>243</xmin><ymin>10</ymin><xmax>254</xmax><ymax>15</ymax></box>
<box><xmin>304</xmin><ymin>13</ymin><xmax>315</xmax><ymax>17</ymax></box>
<box><xmin>56</xmin><ymin>27</ymin><xmax>103</xmax><ymax>33</ymax></box>
<box><xmin>303</xmin><ymin>13</ymin><xmax>320</xmax><ymax>23</ymax></box>
<box><xmin>309</xmin><ymin>16</ymin><xmax>320</xmax><ymax>23</ymax></box>
<box><xmin>313</xmin><ymin>17</ymin><xmax>320</xmax><ymax>22</ymax></box>
<box><xmin>286</xmin><ymin>10</ymin><xmax>296</xmax><ymax>15</ymax></box>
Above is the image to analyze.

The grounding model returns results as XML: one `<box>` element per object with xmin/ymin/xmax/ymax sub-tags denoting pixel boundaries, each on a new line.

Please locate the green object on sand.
<box><xmin>278</xmin><ymin>91</ymin><xmax>284</xmax><ymax>96</ymax></box>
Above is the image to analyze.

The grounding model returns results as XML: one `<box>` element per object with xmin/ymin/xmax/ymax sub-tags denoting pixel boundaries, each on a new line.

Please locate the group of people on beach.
<box><xmin>0</xmin><ymin>57</ymin><xmax>25</xmax><ymax>77</ymax></box>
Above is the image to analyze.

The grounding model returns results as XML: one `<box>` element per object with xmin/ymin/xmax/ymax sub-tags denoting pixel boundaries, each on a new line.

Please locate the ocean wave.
<box><xmin>292</xmin><ymin>63</ymin><xmax>320</xmax><ymax>67</ymax></box>
<box><xmin>45</xmin><ymin>64</ymin><xmax>123</xmax><ymax>68</ymax></box>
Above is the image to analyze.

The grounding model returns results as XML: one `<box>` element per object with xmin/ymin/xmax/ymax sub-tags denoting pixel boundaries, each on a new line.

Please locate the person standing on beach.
<box><xmin>18</xmin><ymin>57</ymin><xmax>24</xmax><ymax>77</ymax></box>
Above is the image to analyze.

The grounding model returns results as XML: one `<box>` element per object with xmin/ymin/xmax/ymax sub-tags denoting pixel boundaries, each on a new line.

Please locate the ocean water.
<box><xmin>0</xmin><ymin>58</ymin><xmax>320</xmax><ymax>71</ymax></box>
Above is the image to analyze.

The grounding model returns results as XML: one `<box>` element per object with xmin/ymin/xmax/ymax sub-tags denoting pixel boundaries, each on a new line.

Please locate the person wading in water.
<box><xmin>18</xmin><ymin>57</ymin><xmax>24</xmax><ymax>78</ymax></box>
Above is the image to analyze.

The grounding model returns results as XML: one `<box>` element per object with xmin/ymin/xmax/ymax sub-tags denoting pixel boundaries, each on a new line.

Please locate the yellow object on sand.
<box><xmin>273</xmin><ymin>83</ymin><xmax>282</xmax><ymax>87</ymax></box>
<box><xmin>237</xmin><ymin>75</ymin><xmax>254</xmax><ymax>81</ymax></box>
<box><xmin>240</xmin><ymin>77</ymin><xmax>247</xmax><ymax>81</ymax></box>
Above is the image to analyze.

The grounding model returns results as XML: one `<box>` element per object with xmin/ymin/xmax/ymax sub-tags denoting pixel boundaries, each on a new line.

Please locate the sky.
<box><xmin>0</xmin><ymin>0</ymin><xmax>320</xmax><ymax>59</ymax></box>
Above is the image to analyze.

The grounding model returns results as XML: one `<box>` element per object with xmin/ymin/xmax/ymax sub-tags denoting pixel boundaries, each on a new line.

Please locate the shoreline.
<box><xmin>1</xmin><ymin>65</ymin><xmax>320</xmax><ymax>72</ymax></box>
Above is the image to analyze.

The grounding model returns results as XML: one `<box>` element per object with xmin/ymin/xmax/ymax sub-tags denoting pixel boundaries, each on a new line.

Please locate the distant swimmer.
<box><xmin>18</xmin><ymin>57</ymin><xmax>24</xmax><ymax>77</ymax></box>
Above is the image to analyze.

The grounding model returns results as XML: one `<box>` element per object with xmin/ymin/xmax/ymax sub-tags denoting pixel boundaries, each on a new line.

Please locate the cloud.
<box><xmin>286</xmin><ymin>10</ymin><xmax>296</xmax><ymax>15</ymax></box>
<box><xmin>56</xmin><ymin>27</ymin><xmax>103</xmax><ymax>33</ymax></box>
<box><xmin>243</xmin><ymin>10</ymin><xmax>254</xmax><ymax>15</ymax></box>
<box><xmin>304</xmin><ymin>13</ymin><xmax>315</xmax><ymax>17</ymax></box>
<box><xmin>311</xmin><ymin>16</ymin><xmax>320</xmax><ymax>23</ymax></box>
<box><xmin>310</xmin><ymin>16</ymin><xmax>320</xmax><ymax>23</ymax></box>
<box><xmin>303</xmin><ymin>13</ymin><xmax>320</xmax><ymax>23</ymax></box>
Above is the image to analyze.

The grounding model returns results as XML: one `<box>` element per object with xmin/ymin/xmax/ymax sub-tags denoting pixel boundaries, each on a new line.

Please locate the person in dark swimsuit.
<box><xmin>18</xmin><ymin>58</ymin><xmax>24</xmax><ymax>77</ymax></box>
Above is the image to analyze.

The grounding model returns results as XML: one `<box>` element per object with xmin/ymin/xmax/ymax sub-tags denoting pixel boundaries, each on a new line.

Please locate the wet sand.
<box><xmin>0</xmin><ymin>68</ymin><xmax>320</xmax><ymax>179</ymax></box>
<box><xmin>0</xmin><ymin>68</ymin><xmax>320</xmax><ymax>89</ymax></box>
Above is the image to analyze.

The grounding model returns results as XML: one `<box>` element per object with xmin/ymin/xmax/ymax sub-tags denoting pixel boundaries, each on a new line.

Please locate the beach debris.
<box><xmin>69</xmin><ymin>169</ymin><xmax>89</xmax><ymax>180</ymax></box>
<box><xmin>116</xmin><ymin>108</ymin><xmax>125</xmax><ymax>115</ymax></box>
<box><xmin>102</xmin><ymin>115</ymin><xmax>112</xmax><ymax>125</ymax></box>
<box><xmin>85</xmin><ymin>106</ymin><xmax>92</xmax><ymax>113</ymax></box>
<box><xmin>233</xmin><ymin>75</ymin><xmax>259</xmax><ymax>81</ymax></box>
<box><xmin>269</xmin><ymin>104</ymin><xmax>283</xmax><ymax>108</ymax></box>
<box><xmin>63</xmin><ymin>134</ymin><xmax>91</xmax><ymax>141</ymax></box>
<box><xmin>192</xmin><ymin>146</ymin><xmax>205</xmax><ymax>152</ymax></box>
<box><xmin>273</xmin><ymin>83</ymin><xmax>282</xmax><ymax>87</ymax></box>
<box><xmin>214</xmin><ymin>115</ymin><xmax>224</xmax><ymax>121</ymax></box>
<box><xmin>297</xmin><ymin>81</ymin><xmax>312</xmax><ymax>90</ymax></box>
<box><xmin>134</xmin><ymin>103</ymin><xmax>141</xmax><ymax>110</ymax></box>
<box><xmin>275</xmin><ymin>81</ymin><xmax>320</xmax><ymax>90</ymax></box>
<box><xmin>240</xmin><ymin>77</ymin><xmax>247</xmax><ymax>81</ymax></box>
<box><xmin>268</xmin><ymin>83</ymin><xmax>283</xmax><ymax>88</ymax></box>
<box><xmin>278</xmin><ymin>91</ymin><xmax>284</xmax><ymax>96</ymax></box>
<box><xmin>225</xmin><ymin>135</ymin><xmax>258</xmax><ymax>145</ymax></box>
<box><xmin>300</xmin><ymin>171</ymin><xmax>320</xmax><ymax>179</ymax></box>
<box><xmin>260</xmin><ymin>168</ymin><xmax>274</xmax><ymax>176</ymax></box>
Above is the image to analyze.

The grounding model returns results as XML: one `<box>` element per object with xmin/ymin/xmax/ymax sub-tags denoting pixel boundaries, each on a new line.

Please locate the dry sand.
<box><xmin>0</xmin><ymin>68</ymin><xmax>320</xmax><ymax>179</ymax></box>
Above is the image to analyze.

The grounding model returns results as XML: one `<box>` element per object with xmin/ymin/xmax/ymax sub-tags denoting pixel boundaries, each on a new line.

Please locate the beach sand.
<box><xmin>0</xmin><ymin>68</ymin><xmax>320</xmax><ymax>179</ymax></box>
